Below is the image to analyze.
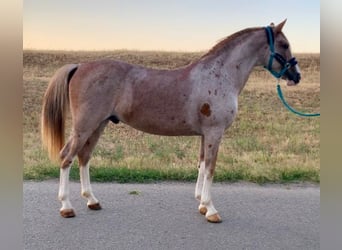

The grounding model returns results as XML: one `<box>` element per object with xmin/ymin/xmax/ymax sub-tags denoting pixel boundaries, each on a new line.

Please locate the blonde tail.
<box><xmin>41</xmin><ymin>64</ymin><xmax>78</xmax><ymax>162</ymax></box>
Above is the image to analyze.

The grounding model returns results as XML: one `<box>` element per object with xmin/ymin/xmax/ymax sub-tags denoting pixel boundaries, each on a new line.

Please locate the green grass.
<box><xmin>23</xmin><ymin>50</ymin><xmax>320</xmax><ymax>184</ymax></box>
<box><xmin>23</xmin><ymin>164</ymin><xmax>319</xmax><ymax>184</ymax></box>
<box><xmin>24</xmin><ymin>164</ymin><xmax>199</xmax><ymax>183</ymax></box>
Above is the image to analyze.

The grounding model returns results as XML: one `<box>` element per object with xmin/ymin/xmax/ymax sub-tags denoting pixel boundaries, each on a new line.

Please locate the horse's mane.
<box><xmin>200</xmin><ymin>27</ymin><xmax>263</xmax><ymax>59</ymax></box>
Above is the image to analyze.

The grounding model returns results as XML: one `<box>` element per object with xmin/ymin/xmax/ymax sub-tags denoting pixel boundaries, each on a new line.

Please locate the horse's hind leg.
<box><xmin>58</xmin><ymin>133</ymin><xmax>90</xmax><ymax>218</ymax></box>
<box><xmin>78</xmin><ymin>120</ymin><xmax>109</xmax><ymax>210</ymax></box>
<box><xmin>58</xmin><ymin>158</ymin><xmax>75</xmax><ymax>218</ymax></box>
<box><xmin>58</xmin><ymin>118</ymin><xmax>105</xmax><ymax>217</ymax></box>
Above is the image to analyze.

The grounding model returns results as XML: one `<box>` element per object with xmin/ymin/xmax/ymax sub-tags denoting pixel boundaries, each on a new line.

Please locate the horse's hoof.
<box><xmin>88</xmin><ymin>203</ymin><xmax>102</xmax><ymax>210</ymax></box>
<box><xmin>206</xmin><ymin>213</ymin><xmax>222</xmax><ymax>223</ymax></box>
<box><xmin>60</xmin><ymin>209</ymin><xmax>75</xmax><ymax>218</ymax></box>
<box><xmin>199</xmin><ymin>206</ymin><xmax>207</xmax><ymax>215</ymax></box>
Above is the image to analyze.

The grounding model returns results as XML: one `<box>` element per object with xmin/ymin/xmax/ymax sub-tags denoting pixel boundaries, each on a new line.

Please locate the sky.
<box><xmin>23</xmin><ymin>0</ymin><xmax>320</xmax><ymax>52</ymax></box>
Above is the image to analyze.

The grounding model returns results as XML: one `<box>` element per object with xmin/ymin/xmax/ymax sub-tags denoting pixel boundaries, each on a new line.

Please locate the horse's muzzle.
<box><xmin>285</xmin><ymin>69</ymin><xmax>301</xmax><ymax>85</ymax></box>
<box><xmin>284</xmin><ymin>59</ymin><xmax>301</xmax><ymax>85</ymax></box>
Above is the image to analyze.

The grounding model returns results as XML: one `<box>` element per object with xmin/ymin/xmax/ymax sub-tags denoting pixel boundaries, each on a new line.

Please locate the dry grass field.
<box><xmin>23</xmin><ymin>50</ymin><xmax>320</xmax><ymax>183</ymax></box>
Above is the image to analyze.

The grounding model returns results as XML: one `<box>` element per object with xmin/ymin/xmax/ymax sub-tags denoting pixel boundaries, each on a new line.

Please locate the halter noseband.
<box><xmin>264</xmin><ymin>26</ymin><xmax>298</xmax><ymax>79</ymax></box>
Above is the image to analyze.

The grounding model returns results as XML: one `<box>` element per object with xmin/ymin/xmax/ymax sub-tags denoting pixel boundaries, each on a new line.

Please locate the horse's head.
<box><xmin>264</xmin><ymin>19</ymin><xmax>301</xmax><ymax>85</ymax></box>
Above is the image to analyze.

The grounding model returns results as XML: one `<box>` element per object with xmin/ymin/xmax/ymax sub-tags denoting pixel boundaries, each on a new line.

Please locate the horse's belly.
<box><xmin>122</xmin><ymin>117</ymin><xmax>200</xmax><ymax>136</ymax></box>
<box><xmin>116</xmin><ymin>91</ymin><xmax>200</xmax><ymax>135</ymax></box>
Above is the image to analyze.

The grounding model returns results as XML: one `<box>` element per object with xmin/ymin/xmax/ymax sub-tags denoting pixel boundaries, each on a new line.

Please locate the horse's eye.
<box><xmin>282</xmin><ymin>43</ymin><xmax>289</xmax><ymax>49</ymax></box>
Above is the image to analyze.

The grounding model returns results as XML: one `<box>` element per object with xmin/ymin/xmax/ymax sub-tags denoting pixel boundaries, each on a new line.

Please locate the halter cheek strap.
<box><xmin>264</xmin><ymin>26</ymin><xmax>298</xmax><ymax>78</ymax></box>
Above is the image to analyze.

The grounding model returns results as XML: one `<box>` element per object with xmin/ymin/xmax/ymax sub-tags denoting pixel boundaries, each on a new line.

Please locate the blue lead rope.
<box><xmin>276</xmin><ymin>83</ymin><xmax>320</xmax><ymax>117</ymax></box>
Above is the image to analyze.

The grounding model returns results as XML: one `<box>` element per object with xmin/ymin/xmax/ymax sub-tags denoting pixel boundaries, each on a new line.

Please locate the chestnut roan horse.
<box><xmin>41</xmin><ymin>20</ymin><xmax>300</xmax><ymax>223</ymax></box>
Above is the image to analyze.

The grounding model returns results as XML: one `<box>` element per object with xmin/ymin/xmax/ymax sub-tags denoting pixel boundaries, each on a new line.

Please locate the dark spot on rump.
<box><xmin>208</xmin><ymin>90</ymin><xmax>211</xmax><ymax>95</ymax></box>
<box><xmin>214</xmin><ymin>89</ymin><xmax>217</xmax><ymax>96</ymax></box>
<box><xmin>200</xmin><ymin>103</ymin><xmax>211</xmax><ymax>117</ymax></box>
<box><xmin>208</xmin><ymin>144</ymin><xmax>212</xmax><ymax>148</ymax></box>
<box><xmin>231</xmin><ymin>110</ymin><xmax>234</xmax><ymax>114</ymax></box>
<box><xmin>171</xmin><ymin>116</ymin><xmax>175</xmax><ymax>121</ymax></box>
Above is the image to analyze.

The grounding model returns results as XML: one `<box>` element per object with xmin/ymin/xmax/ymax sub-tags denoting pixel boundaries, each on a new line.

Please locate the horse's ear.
<box><xmin>274</xmin><ymin>19</ymin><xmax>287</xmax><ymax>33</ymax></box>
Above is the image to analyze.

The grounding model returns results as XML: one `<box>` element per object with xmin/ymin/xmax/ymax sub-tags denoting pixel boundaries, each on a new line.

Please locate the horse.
<box><xmin>41</xmin><ymin>20</ymin><xmax>301</xmax><ymax>223</ymax></box>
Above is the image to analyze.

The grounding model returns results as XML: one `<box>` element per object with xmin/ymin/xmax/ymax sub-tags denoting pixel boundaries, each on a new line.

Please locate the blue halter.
<box><xmin>264</xmin><ymin>26</ymin><xmax>298</xmax><ymax>79</ymax></box>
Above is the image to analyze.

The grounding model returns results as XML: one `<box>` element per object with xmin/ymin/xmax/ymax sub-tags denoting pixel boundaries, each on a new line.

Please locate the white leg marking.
<box><xmin>195</xmin><ymin>161</ymin><xmax>205</xmax><ymax>200</ymax></box>
<box><xmin>80</xmin><ymin>163</ymin><xmax>99</xmax><ymax>206</ymax></box>
<box><xmin>200</xmin><ymin>172</ymin><xmax>218</xmax><ymax>217</ymax></box>
<box><xmin>58</xmin><ymin>167</ymin><xmax>73</xmax><ymax>211</ymax></box>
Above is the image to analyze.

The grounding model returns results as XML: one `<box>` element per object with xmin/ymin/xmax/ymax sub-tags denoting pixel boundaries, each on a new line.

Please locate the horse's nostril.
<box><xmin>295</xmin><ymin>73</ymin><xmax>301</xmax><ymax>84</ymax></box>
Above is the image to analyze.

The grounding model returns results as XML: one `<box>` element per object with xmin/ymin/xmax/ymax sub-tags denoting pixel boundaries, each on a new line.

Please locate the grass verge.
<box><xmin>24</xmin><ymin>164</ymin><xmax>319</xmax><ymax>184</ymax></box>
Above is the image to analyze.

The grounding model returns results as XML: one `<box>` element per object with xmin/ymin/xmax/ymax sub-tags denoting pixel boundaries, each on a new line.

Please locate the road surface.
<box><xmin>24</xmin><ymin>181</ymin><xmax>319</xmax><ymax>250</ymax></box>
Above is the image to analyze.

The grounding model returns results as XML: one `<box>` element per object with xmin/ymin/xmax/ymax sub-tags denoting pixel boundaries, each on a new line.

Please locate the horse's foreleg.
<box><xmin>195</xmin><ymin>136</ymin><xmax>205</xmax><ymax>200</ymax></box>
<box><xmin>198</xmin><ymin>132</ymin><xmax>223</xmax><ymax>223</ymax></box>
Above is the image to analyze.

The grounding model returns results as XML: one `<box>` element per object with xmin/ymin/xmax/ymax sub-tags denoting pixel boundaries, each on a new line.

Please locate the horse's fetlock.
<box><xmin>58</xmin><ymin>194</ymin><xmax>66</xmax><ymax>202</ymax></box>
<box><xmin>201</xmin><ymin>199</ymin><xmax>210</xmax><ymax>206</ymax></box>
<box><xmin>82</xmin><ymin>191</ymin><xmax>90</xmax><ymax>198</ymax></box>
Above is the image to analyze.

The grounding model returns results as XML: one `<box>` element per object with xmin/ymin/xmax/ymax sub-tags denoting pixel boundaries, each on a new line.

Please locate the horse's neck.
<box><xmin>197</xmin><ymin>31</ymin><xmax>265</xmax><ymax>94</ymax></box>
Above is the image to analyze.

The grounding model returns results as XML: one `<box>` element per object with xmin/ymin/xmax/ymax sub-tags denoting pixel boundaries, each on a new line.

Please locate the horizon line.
<box><xmin>23</xmin><ymin>47</ymin><xmax>321</xmax><ymax>54</ymax></box>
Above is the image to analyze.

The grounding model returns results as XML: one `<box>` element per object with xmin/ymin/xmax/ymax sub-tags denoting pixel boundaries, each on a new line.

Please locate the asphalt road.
<box><xmin>24</xmin><ymin>181</ymin><xmax>319</xmax><ymax>250</ymax></box>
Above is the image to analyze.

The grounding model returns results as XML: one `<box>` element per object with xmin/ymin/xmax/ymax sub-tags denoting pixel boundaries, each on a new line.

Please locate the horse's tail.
<box><xmin>41</xmin><ymin>64</ymin><xmax>78</xmax><ymax>162</ymax></box>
